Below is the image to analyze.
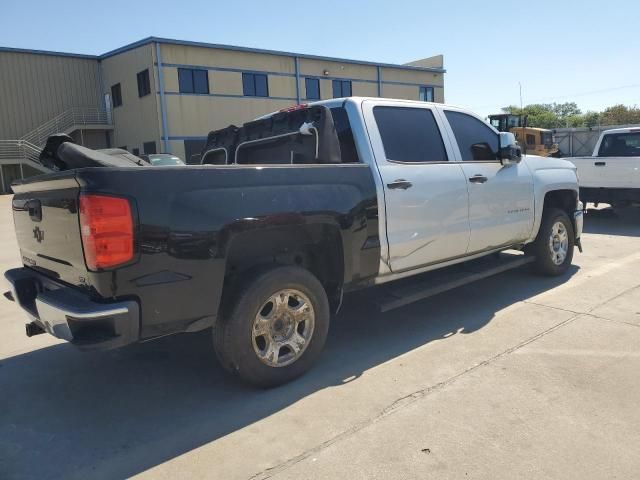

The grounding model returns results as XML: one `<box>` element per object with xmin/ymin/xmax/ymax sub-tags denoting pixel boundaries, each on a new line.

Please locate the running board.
<box><xmin>375</xmin><ymin>252</ymin><xmax>535</xmax><ymax>312</ymax></box>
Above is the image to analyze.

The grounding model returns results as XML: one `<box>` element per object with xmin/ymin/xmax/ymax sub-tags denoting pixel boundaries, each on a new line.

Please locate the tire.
<box><xmin>527</xmin><ymin>208</ymin><xmax>575</xmax><ymax>276</ymax></box>
<box><xmin>214</xmin><ymin>265</ymin><xmax>330</xmax><ymax>388</ymax></box>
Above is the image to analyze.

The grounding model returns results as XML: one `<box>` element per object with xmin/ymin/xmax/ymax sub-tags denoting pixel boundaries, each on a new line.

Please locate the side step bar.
<box><xmin>375</xmin><ymin>252</ymin><xmax>535</xmax><ymax>312</ymax></box>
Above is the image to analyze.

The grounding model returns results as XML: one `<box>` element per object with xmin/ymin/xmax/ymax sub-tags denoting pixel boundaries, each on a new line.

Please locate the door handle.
<box><xmin>387</xmin><ymin>179</ymin><xmax>413</xmax><ymax>190</ymax></box>
<box><xmin>468</xmin><ymin>174</ymin><xmax>488</xmax><ymax>184</ymax></box>
<box><xmin>594</xmin><ymin>161</ymin><xmax>606</xmax><ymax>166</ymax></box>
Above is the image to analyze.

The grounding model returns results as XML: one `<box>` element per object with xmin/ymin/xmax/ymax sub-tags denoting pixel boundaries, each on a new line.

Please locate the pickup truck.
<box><xmin>570</xmin><ymin>127</ymin><xmax>640</xmax><ymax>207</ymax></box>
<box><xmin>4</xmin><ymin>97</ymin><xmax>583</xmax><ymax>387</ymax></box>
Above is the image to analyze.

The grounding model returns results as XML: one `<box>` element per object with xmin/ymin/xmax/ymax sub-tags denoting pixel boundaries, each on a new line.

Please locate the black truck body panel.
<box><xmin>10</xmin><ymin>163</ymin><xmax>379</xmax><ymax>340</ymax></box>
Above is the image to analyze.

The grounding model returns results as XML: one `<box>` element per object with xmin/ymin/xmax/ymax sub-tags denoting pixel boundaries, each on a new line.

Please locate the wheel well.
<box><xmin>223</xmin><ymin>224</ymin><xmax>344</xmax><ymax>311</ymax></box>
<box><xmin>543</xmin><ymin>189</ymin><xmax>577</xmax><ymax>217</ymax></box>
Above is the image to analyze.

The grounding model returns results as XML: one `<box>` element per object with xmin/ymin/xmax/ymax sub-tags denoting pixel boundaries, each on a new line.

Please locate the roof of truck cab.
<box><xmin>258</xmin><ymin>97</ymin><xmax>470</xmax><ymax>120</ymax></box>
<box><xmin>600</xmin><ymin>127</ymin><xmax>640</xmax><ymax>134</ymax></box>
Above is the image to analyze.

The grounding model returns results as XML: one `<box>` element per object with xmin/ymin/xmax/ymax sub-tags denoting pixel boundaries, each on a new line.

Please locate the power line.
<box><xmin>469</xmin><ymin>83</ymin><xmax>640</xmax><ymax>111</ymax></box>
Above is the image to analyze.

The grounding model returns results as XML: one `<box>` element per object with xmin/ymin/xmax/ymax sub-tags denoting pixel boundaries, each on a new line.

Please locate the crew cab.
<box><xmin>570</xmin><ymin>127</ymin><xmax>640</xmax><ymax>207</ymax></box>
<box><xmin>4</xmin><ymin>97</ymin><xmax>583</xmax><ymax>387</ymax></box>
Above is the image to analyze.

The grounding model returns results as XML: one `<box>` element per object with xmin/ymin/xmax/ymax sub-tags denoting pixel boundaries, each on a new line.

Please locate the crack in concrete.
<box><xmin>248</xmin><ymin>281</ymin><xmax>640</xmax><ymax>480</ymax></box>
<box><xmin>248</xmin><ymin>314</ymin><xmax>581</xmax><ymax>480</ymax></box>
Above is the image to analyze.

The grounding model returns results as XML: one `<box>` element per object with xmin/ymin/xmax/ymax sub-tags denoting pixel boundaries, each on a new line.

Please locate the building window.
<box><xmin>242</xmin><ymin>73</ymin><xmax>269</xmax><ymax>97</ymax></box>
<box><xmin>305</xmin><ymin>78</ymin><xmax>320</xmax><ymax>100</ymax></box>
<box><xmin>178</xmin><ymin>68</ymin><xmax>209</xmax><ymax>94</ymax></box>
<box><xmin>419</xmin><ymin>86</ymin><xmax>434</xmax><ymax>102</ymax></box>
<box><xmin>332</xmin><ymin>80</ymin><xmax>352</xmax><ymax>98</ymax></box>
<box><xmin>132</xmin><ymin>148</ymin><xmax>140</xmax><ymax>156</ymax></box>
<box><xmin>111</xmin><ymin>83</ymin><xmax>122</xmax><ymax>108</ymax></box>
<box><xmin>137</xmin><ymin>69</ymin><xmax>151</xmax><ymax>97</ymax></box>
<box><xmin>143</xmin><ymin>141</ymin><xmax>157</xmax><ymax>154</ymax></box>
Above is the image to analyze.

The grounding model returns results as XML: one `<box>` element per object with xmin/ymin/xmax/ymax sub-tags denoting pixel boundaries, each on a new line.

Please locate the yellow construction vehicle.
<box><xmin>488</xmin><ymin>113</ymin><xmax>559</xmax><ymax>157</ymax></box>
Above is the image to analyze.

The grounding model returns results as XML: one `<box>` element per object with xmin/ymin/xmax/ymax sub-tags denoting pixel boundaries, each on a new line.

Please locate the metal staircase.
<box><xmin>0</xmin><ymin>107</ymin><xmax>112</xmax><ymax>192</ymax></box>
<box><xmin>20</xmin><ymin>107</ymin><xmax>111</xmax><ymax>147</ymax></box>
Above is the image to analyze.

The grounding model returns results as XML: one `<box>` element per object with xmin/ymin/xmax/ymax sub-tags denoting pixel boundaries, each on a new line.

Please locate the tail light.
<box><xmin>279</xmin><ymin>103</ymin><xmax>308</xmax><ymax>113</ymax></box>
<box><xmin>79</xmin><ymin>194</ymin><xmax>134</xmax><ymax>271</ymax></box>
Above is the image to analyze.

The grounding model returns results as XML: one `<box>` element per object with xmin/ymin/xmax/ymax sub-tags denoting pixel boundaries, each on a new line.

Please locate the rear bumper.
<box><xmin>4</xmin><ymin>267</ymin><xmax>139</xmax><ymax>350</ymax></box>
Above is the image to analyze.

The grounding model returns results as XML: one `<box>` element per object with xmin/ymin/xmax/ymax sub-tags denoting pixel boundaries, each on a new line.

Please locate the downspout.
<box><xmin>377</xmin><ymin>66</ymin><xmax>382</xmax><ymax>97</ymax></box>
<box><xmin>155</xmin><ymin>42</ymin><xmax>170</xmax><ymax>153</ymax></box>
<box><xmin>294</xmin><ymin>56</ymin><xmax>301</xmax><ymax>104</ymax></box>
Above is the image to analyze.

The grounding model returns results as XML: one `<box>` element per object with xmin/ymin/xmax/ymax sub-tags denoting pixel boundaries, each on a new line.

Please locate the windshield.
<box><xmin>149</xmin><ymin>155</ymin><xmax>185</xmax><ymax>166</ymax></box>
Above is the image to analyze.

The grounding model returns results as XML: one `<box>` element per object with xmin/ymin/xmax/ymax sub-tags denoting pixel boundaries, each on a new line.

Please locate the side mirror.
<box><xmin>498</xmin><ymin>132</ymin><xmax>522</xmax><ymax>165</ymax></box>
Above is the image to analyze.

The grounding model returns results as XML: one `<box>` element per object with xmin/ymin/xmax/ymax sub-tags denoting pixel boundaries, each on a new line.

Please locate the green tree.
<box><xmin>600</xmin><ymin>105</ymin><xmax>640</xmax><ymax>126</ymax></box>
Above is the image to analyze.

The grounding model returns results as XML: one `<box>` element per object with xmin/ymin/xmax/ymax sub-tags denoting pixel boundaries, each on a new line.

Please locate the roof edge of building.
<box><xmin>0</xmin><ymin>46</ymin><xmax>98</xmax><ymax>60</ymax></box>
<box><xmin>0</xmin><ymin>37</ymin><xmax>446</xmax><ymax>74</ymax></box>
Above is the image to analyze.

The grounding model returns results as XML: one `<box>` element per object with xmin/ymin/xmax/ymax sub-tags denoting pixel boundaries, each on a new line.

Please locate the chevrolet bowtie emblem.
<box><xmin>33</xmin><ymin>226</ymin><xmax>44</xmax><ymax>243</ymax></box>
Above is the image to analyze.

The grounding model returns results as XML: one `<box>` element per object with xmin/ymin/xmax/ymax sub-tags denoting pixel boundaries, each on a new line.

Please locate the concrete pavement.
<box><xmin>0</xmin><ymin>194</ymin><xmax>638</xmax><ymax>479</ymax></box>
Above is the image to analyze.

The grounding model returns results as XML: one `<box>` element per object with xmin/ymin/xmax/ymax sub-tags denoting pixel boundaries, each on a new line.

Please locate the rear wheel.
<box><xmin>527</xmin><ymin>208</ymin><xmax>575</xmax><ymax>276</ymax></box>
<box><xmin>214</xmin><ymin>265</ymin><xmax>330</xmax><ymax>388</ymax></box>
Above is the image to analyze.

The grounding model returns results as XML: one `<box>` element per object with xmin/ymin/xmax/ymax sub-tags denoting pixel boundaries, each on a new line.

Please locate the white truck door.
<box><xmin>362</xmin><ymin>100</ymin><xmax>470</xmax><ymax>273</ymax></box>
<box><xmin>577</xmin><ymin>130</ymin><xmax>640</xmax><ymax>189</ymax></box>
<box><xmin>440</xmin><ymin>108</ymin><xmax>534</xmax><ymax>253</ymax></box>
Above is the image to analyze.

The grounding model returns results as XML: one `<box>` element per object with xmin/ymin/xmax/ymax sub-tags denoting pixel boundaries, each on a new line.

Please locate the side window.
<box><xmin>373</xmin><ymin>106</ymin><xmax>447</xmax><ymax>162</ymax></box>
<box><xmin>598</xmin><ymin>132</ymin><xmax>640</xmax><ymax>157</ymax></box>
<box><xmin>444</xmin><ymin>110</ymin><xmax>499</xmax><ymax>161</ymax></box>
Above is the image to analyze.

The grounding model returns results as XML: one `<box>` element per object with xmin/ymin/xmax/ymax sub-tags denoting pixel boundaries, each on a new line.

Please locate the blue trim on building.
<box><xmin>155</xmin><ymin>43</ymin><xmax>171</xmax><ymax>153</ymax></box>
<box><xmin>161</xmin><ymin>92</ymin><xmax>297</xmax><ymax>101</ymax></box>
<box><xmin>158</xmin><ymin>62</ymin><xmax>297</xmax><ymax>78</ymax></box>
<box><xmin>382</xmin><ymin>80</ymin><xmax>444</xmax><ymax>88</ymax></box>
<box><xmin>294</xmin><ymin>56</ymin><xmax>301</xmax><ymax>104</ymax></box>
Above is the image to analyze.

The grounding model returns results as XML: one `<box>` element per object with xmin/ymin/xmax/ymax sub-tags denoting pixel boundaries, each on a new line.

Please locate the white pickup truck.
<box><xmin>5</xmin><ymin>97</ymin><xmax>584</xmax><ymax>386</ymax></box>
<box><xmin>570</xmin><ymin>127</ymin><xmax>640</xmax><ymax>207</ymax></box>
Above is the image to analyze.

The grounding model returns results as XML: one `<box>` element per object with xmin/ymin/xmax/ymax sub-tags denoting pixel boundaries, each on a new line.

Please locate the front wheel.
<box><xmin>214</xmin><ymin>265</ymin><xmax>330</xmax><ymax>388</ymax></box>
<box><xmin>527</xmin><ymin>208</ymin><xmax>575</xmax><ymax>276</ymax></box>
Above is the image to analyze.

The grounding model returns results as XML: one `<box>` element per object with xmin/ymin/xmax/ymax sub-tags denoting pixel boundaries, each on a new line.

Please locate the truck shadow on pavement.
<box><xmin>582</xmin><ymin>206</ymin><xmax>640</xmax><ymax>237</ymax></box>
<box><xmin>0</xmin><ymin>265</ymin><xmax>578</xmax><ymax>479</ymax></box>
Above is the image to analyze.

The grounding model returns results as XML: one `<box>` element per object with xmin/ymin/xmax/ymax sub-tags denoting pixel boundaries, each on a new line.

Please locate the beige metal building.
<box><xmin>0</xmin><ymin>37</ymin><xmax>445</xmax><ymax>192</ymax></box>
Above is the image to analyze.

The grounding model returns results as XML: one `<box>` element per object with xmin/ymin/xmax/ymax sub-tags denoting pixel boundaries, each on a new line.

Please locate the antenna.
<box><xmin>519</xmin><ymin>81</ymin><xmax>527</xmax><ymax>156</ymax></box>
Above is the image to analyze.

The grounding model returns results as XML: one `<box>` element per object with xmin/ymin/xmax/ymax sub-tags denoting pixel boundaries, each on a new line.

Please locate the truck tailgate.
<box><xmin>11</xmin><ymin>173</ymin><xmax>88</xmax><ymax>287</ymax></box>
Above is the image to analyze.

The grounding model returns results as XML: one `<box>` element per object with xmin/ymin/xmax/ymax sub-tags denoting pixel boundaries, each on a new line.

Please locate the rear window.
<box><xmin>598</xmin><ymin>132</ymin><xmax>640</xmax><ymax>157</ymax></box>
<box><xmin>330</xmin><ymin>107</ymin><xmax>359</xmax><ymax>163</ymax></box>
<box><xmin>373</xmin><ymin>106</ymin><xmax>447</xmax><ymax>162</ymax></box>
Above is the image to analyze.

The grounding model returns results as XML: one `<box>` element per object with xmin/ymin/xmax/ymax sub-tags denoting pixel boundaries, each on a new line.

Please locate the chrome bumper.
<box><xmin>574</xmin><ymin>202</ymin><xmax>584</xmax><ymax>252</ymax></box>
<box><xmin>4</xmin><ymin>268</ymin><xmax>139</xmax><ymax>350</ymax></box>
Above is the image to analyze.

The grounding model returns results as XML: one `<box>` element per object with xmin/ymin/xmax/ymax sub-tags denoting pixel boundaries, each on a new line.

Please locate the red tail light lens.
<box><xmin>79</xmin><ymin>195</ymin><xmax>134</xmax><ymax>271</ymax></box>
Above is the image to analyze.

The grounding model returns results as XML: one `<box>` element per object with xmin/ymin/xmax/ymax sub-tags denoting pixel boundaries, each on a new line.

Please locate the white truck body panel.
<box><xmin>264</xmin><ymin>97</ymin><xmax>582</xmax><ymax>281</ymax></box>
<box><xmin>569</xmin><ymin>127</ymin><xmax>640</xmax><ymax>190</ymax></box>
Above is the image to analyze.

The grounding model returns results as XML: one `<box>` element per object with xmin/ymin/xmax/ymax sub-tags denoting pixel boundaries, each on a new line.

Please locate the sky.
<box><xmin>1</xmin><ymin>0</ymin><xmax>639</xmax><ymax>118</ymax></box>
